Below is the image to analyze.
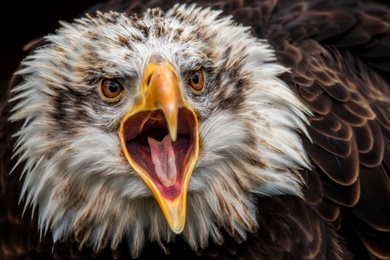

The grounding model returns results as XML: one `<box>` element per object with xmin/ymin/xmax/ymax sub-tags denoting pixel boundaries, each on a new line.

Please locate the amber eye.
<box><xmin>188</xmin><ymin>70</ymin><xmax>204</xmax><ymax>91</ymax></box>
<box><xmin>100</xmin><ymin>78</ymin><xmax>124</xmax><ymax>99</ymax></box>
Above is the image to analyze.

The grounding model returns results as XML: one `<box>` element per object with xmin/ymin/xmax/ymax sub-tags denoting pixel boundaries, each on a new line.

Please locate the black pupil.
<box><xmin>192</xmin><ymin>73</ymin><xmax>199</xmax><ymax>84</ymax></box>
<box><xmin>109</xmin><ymin>81</ymin><xmax>118</xmax><ymax>93</ymax></box>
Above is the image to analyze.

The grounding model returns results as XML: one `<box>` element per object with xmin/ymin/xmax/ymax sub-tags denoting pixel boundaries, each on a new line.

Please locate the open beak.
<box><xmin>119</xmin><ymin>63</ymin><xmax>199</xmax><ymax>233</ymax></box>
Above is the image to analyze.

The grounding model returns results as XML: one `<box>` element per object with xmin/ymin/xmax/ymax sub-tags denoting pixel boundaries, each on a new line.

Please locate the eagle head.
<box><xmin>10</xmin><ymin>4</ymin><xmax>310</xmax><ymax>257</ymax></box>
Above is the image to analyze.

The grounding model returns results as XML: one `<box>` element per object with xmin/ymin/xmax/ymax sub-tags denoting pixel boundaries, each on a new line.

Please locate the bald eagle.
<box><xmin>1</xmin><ymin>0</ymin><xmax>390</xmax><ymax>259</ymax></box>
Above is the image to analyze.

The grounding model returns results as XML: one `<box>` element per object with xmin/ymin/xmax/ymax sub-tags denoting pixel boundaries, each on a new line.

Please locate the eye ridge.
<box><xmin>188</xmin><ymin>69</ymin><xmax>204</xmax><ymax>92</ymax></box>
<box><xmin>100</xmin><ymin>78</ymin><xmax>124</xmax><ymax>100</ymax></box>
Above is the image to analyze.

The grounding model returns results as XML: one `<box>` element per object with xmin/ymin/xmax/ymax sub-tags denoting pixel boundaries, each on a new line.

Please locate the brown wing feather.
<box><xmin>1</xmin><ymin>0</ymin><xmax>390</xmax><ymax>259</ymax></box>
<box><xmin>265</xmin><ymin>1</ymin><xmax>390</xmax><ymax>259</ymax></box>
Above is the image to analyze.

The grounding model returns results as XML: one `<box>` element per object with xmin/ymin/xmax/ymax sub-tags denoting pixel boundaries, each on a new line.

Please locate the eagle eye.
<box><xmin>100</xmin><ymin>78</ymin><xmax>124</xmax><ymax>100</ymax></box>
<box><xmin>188</xmin><ymin>69</ymin><xmax>204</xmax><ymax>92</ymax></box>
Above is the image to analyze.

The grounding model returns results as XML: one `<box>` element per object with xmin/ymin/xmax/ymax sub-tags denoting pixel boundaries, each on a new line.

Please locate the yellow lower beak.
<box><xmin>119</xmin><ymin>63</ymin><xmax>199</xmax><ymax>233</ymax></box>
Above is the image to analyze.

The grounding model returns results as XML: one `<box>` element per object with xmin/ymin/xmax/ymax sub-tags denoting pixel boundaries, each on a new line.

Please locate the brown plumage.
<box><xmin>1</xmin><ymin>0</ymin><xmax>390</xmax><ymax>259</ymax></box>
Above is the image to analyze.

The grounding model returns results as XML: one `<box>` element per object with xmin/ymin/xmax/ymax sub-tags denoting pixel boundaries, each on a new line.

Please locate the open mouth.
<box><xmin>122</xmin><ymin>108</ymin><xmax>197</xmax><ymax>200</ymax></box>
<box><xmin>118</xmin><ymin>62</ymin><xmax>200</xmax><ymax>232</ymax></box>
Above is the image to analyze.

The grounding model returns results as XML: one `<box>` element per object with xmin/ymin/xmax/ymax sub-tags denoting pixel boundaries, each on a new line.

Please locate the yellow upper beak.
<box><xmin>140</xmin><ymin>63</ymin><xmax>182</xmax><ymax>141</ymax></box>
<box><xmin>119</xmin><ymin>63</ymin><xmax>199</xmax><ymax>233</ymax></box>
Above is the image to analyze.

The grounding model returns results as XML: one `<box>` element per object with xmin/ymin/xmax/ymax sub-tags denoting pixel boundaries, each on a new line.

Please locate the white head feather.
<box><xmin>10</xmin><ymin>4</ymin><xmax>311</xmax><ymax>258</ymax></box>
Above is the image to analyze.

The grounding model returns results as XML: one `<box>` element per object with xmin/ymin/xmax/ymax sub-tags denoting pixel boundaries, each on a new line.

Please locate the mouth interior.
<box><xmin>123</xmin><ymin>109</ymin><xmax>195</xmax><ymax>200</ymax></box>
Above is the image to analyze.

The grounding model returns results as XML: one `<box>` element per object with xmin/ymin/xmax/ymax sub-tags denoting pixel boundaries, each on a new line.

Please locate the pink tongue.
<box><xmin>148</xmin><ymin>135</ymin><xmax>177</xmax><ymax>187</ymax></box>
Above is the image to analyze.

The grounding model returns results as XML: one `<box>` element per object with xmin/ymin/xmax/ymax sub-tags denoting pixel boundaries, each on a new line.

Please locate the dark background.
<box><xmin>1</xmin><ymin>0</ymin><xmax>389</xmax><ymax>97</ymax></box>
<box><xmin>0</xmin><ymin>0</ymin><xmax>103</xmax><ymax>96</ymax></box>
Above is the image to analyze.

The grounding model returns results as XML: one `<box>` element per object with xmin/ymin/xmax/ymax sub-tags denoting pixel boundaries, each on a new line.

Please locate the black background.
<box><xmin>0</xmin><ymin>0</ymin><xmax>103</xmax><ymax>95</ymax></box>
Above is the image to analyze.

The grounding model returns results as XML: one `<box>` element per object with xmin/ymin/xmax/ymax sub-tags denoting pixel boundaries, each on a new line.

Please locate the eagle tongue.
<box><xmin>148</xmin><ymin>135</ymin><xmax>177</xmax><ymax>187</ymax></box>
